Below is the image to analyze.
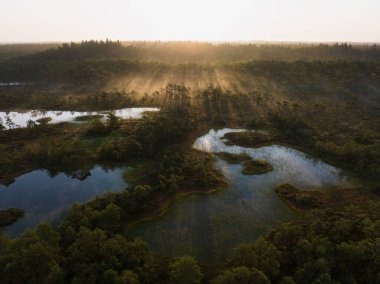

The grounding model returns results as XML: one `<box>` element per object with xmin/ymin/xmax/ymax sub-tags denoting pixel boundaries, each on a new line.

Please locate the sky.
<box><xmin>0</xmin><ymin>0</ymin><xmax>379</xmax><ymax>43</ymax></box>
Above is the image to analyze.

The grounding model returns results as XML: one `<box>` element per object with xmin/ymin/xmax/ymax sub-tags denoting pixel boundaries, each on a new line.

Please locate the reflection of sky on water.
<box><xmin>129</xmin><ymin>128</ymin><xmax>349</xmax><ymax>264</ymax></box>
<box><xmin>0</xmin><ymin>108</ymin><xmax>159</xmax><ymax>129</ymax></box>
<box><xmin>194</xmin><ymin>128</ymin><xmax>349</xmax><ymax>188</ymax></box>
<box><xmin>0</xmin><ymin>166</ymin><xmax>129</xmax><ymax>237</ymax></box>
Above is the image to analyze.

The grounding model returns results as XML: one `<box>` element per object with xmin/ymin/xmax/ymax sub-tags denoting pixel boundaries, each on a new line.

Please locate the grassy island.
<box><xmin>74</xmin><ymin>114</ymin><xmax>104</xmax><ymax>121</ymax></box>
<box><xmin>223</xmin><ymin>131</ymin><xmax>275</xmax><ymax>148</ymax></box>
<box><xmin>0</xmin><ymin>208</ymin><xmax>25</xmax><ymax>227</ymax></box>
<box><xmin>242</xmin><ymin>160</ymin><xmax>273</xmax><ymax>175</ymax></box>
<box><xmin>275</xmin><ymin>183</ymin><xmax>321</xmax><ymax>210</ymax></box>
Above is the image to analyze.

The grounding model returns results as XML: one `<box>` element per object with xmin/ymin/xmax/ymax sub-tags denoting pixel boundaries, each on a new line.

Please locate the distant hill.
<box><xmin>14</xmin><ymin>40</ymin><xmax>140</xmax><ymax>61</ymax></box>
<box><xmin>2</xmin><ymin>40</ymin><xmax>380</xmax><ymax>63</ymax></box>
<box><xmin>0</xmin><ymin>43</ymin><xmax>60</xmax><ymax>62</ymax></box>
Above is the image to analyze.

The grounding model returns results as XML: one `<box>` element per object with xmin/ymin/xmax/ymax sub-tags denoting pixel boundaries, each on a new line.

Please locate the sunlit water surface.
<box><xmin>0</xmin><ymin>166</ymin><xmax>129</xmax><ymax>237</ymax></box>
<box><xmin>129</xmin><ymin>128</ymin><xmax>350</xmax><ymax>263</ymax></box>
<box><xmin>0</xmin><ymin>108</ymin><xmax>159</xmax><ymax>129</ymax></box>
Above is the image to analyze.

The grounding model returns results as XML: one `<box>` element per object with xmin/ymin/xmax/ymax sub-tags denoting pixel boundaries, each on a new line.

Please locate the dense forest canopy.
<box><xmin>1</xmin><ymin>40</ymin><xmax>380</xmax><ymax>64</ymax></box>
<box><xmin>0</xmin><ymin>43</ymin><xmax>60</xmax><ymax>62</ymax></box>
<box><xmin>1</xmin><ymin>41</ymin><xmax>380</xmax><ymax>92</ymax></box>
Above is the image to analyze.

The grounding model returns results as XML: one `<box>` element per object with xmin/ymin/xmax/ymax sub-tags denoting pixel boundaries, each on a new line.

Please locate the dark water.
<box><xmin>0</xmin><ymin>166</ymin><xmax>129</xmax><ymax>237</ymax></box>
<box><xmin>129</xmin><ymin>128</ymin><xmax>350</xmax><ymax>264</ymax></box>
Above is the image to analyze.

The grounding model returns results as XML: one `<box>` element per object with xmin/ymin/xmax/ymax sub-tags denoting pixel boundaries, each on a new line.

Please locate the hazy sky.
<box><xmin>1</xmin><ymin>0</ymin><xmax>379</xmax><ymax>42</ymax></box>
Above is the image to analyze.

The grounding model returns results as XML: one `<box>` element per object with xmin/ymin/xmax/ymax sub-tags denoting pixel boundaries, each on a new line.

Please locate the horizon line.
<box><xmin>0</xmin><ymin>39</ymin><xmax>380</xmax><ymax>45</ymax></box>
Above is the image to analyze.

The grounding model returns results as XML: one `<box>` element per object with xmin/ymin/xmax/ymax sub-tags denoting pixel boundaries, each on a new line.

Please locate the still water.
<box><xmin>129</xmin><ymin>128</ymin><xmax>349</xmax><ymax>263</ymax></box>
<box><xmin>0</xmin><ymin>166</ymin><xmax>129</xmax><ymax>237</ymax></box>
<box><xmin>0</xmin><ymin>107</ymin><xmax>159</xmax><ymax>129</ymax></box>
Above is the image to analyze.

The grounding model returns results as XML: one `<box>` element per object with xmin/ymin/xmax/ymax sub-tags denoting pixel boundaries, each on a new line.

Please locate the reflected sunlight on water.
<box><xmin>0</xmin><ymin>108</ymin><xmax>160</xmax><ymax>129</ymax></box>
<box><xmin>129</xmin><ymin>128</ymin><xmax>350</xmax><ymax>264</ymax></box>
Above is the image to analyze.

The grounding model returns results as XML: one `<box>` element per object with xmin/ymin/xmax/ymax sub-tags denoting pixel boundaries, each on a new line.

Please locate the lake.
<box><xmin>0</xmin><ymin>166</ymin><xmax>129</xmax><ymax>237</ymax></box>
<box><xmin>129</xmin><ymin>128</ymin><xmax>350</xmax><ymax>264</ymax></box>
<box><xmin>0</xmin><ymin>107</ymin><xmax>160</xmax><ymax>129</ymax></box>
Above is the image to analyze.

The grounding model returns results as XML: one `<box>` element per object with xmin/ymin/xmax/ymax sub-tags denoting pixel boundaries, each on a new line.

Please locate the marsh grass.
<box><xmin>73</xmin><ymin>114</ymin><xmax>103</xmax><ymax>121</ymax></box>
<box><xmin>0</xmin><ymin>208</ymin><xmax>25</xmax><ymax>227</ymax></box>
<box><xmin>242</xmin><ymin>160</ymin><xmax>273</xmax><ymax>175</ymax></box>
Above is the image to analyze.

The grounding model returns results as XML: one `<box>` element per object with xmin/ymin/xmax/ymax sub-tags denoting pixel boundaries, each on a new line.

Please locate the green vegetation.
<box><xmin>0</xmin><ymin>208</ymin><xmax>25</xmax><ymax>227</ymax></box>
<box><xmin>216</xmin><ymin>189</ymin><xmax>380</xmax><ymax>284</ymax></box>
<box><xmin>223</xmin><ymin>132</ymin><xmax>274</xmax><ymax>148</ymax></box>
<box><xmin>170</xmin><ymin>256</ymin><xmax>203</xmax><ymax>284</ymax></box>
<box><xmin>0</xmin><ymin>43</ymin><xmax>60</xmax><ymax>62</ymax></box>
<box><xmin>1</xmin><ymin>41</ymin><xmax>380</xmax><ymax>282</ymax></box>
<box><xmin>73</xmin><ymin>114</ymin><xmax>104</xmax><ymax>121</ymax></box>
<box><xmin>36</xmin><ymin>117</ymin><xmax>52</xmax><ymax>124</ymax></box>
<box><xmin>275</xmin><ymin>184</ymin><xmax>322</xmax><ymax>210</ymax></box>
<box><xmin>0</xmin><ymin>224</ymin><xmax>168</xmax><ymax>283</ymax></box>
<box><xmin>215</xmin><ymin>152</ymin><xmax>251</xmax><ymax>164</ymax></box>
<box><xmin>212</xmin><ymin>267</ymin><xmax>270</xmax><ymax>284</ymax></box>
<box><xmin>0</xmin><ymin>90</ymin><xmax>138</xmax><ymax>111</ymax></box>
<box><xmin>1</xmin><ymin>41</ymin><xmax>380</xmax><ymax>64</ymax></box>
<box><xmin>242</xmin><ymin>160</ymin><xmax>273</xmax><ymax>175</ymax></box>
<box><xmin>57</xmin><ymin>151</ymin><xmax>226</xmax><ymax>234</ymax></box>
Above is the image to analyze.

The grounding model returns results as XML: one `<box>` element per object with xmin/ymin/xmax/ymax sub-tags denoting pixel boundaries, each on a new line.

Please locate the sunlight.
<box><xmin>0</xmin><ymin>1</ymin><xmax>380</xmax><ymax>281</ymax></box>
<box><xmin>126</xmin><ymin>0</ymin><xmax>246</xmax><ymax>41</ymax></box>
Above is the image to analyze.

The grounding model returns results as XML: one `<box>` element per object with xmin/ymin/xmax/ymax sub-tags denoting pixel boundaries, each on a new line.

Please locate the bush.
<box><xmin>170</xmin><ymin>256</ymin><xmax>203</xmax><ymax>284</ymax></box>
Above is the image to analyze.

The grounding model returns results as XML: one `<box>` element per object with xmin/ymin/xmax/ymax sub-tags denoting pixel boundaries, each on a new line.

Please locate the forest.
<box><xmin>0</xmin><ymin>41</ymin><xmax>380</xmax><ymax>283</ymax></box>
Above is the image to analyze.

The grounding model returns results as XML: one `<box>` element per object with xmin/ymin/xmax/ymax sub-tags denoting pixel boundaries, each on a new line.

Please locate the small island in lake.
<box><xmin>74</xmin><ymin>114</ymin><xmax>104</xmax><ymax>121</ymax></box>
<box><xmin>275</xmin><ymin>184</ymin><xmax>321</xmax><ymax>210</ymax></box>
<box><xmin>0</xmin><ymin>208</ymin><xmax>25</xmax><ymax>227</ymax></box>
<box><xmin>223</xmin><ymin>131</ymin><xmax>275</xmax><ymax>148</ymax></box>
<box><xmin>242</xmin><ymin>160</ymin><xmax>273</xmax><ymax>175</ymax></box>
<box><xmin>36</xmin><ymin>117</ymin><xmax>52</xmax><ymax>124</ymax></box>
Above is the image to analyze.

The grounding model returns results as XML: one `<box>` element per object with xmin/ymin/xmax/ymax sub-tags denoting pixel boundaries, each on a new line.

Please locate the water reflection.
<box><xmin>0</xmin><ymin>107</ymin><xmax>160</xmax><ymax>129</ymax></box>
<box><xmin>129</xmin><ymin>128</ymin><xmax>349</xmax><ymax>264</ymax></box>
<box><xmin>0</xmin><ymin>82</ymin><xmax>32</xmax><ymax>86</ymax></box>
<box><xmin>0</xmin><ymin>166</ymin><xmax>129</xmax><ymax>237</ymax></box>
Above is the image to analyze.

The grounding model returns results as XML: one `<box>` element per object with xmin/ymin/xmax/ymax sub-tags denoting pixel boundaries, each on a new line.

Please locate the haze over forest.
<box><xmin>1</xmin><ymin>1</ymin><xmax>380</xmax><ymax>284</ymax></box>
